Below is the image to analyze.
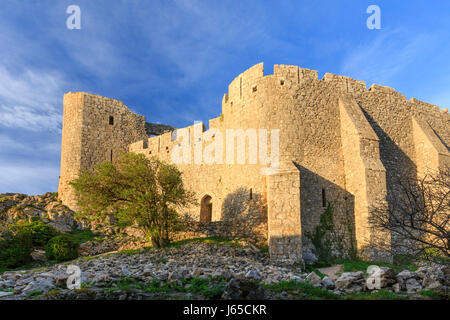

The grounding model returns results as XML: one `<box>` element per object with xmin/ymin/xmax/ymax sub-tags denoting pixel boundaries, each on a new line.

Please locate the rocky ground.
<box><xmin>0</xmin><ymin>193</ymin><xmax>151</xmax><ymax>255</ymax></box>
<box><xmin>0</xmin><ymin>193</ymin><xmax>448</xmax><ymax>300</ymax></box>
<box><xmin>0</xmin><ymin>192</ymin><xmax>83</xmax><ymax>234</ymax></box>
<box><xmin>0</xmin><ymin>241</ymin><xmax>448</xmax><ymax>300</ymax></box>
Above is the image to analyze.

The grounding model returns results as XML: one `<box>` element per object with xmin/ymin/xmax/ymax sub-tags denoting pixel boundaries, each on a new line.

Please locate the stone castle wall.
<box><xmin>58</xmin><ymin>63</ymin><xmax>450</xmax><ymax>263</ymax></box>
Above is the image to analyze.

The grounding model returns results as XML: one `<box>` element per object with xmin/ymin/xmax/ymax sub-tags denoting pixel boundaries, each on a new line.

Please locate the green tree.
<box><xmin>70</xmin><ymin>152</ymin><xmax>195</xmax><ymax>248</ymax></box>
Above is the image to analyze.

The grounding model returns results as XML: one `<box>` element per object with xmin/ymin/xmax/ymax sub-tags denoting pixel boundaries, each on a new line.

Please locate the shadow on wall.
<box><xmin>292</xmin><ymin>162</ymin><xmax>357</xmax><ymax>261</ymax></box>
<box><xmin>360</xmin><ymin>107</ymin><xmax>418</xmax><ymax>257</ymax></box>
<box><xmin>219</xmin><ymin>187</ymin><xmax>267</xmax><ymax>242</ymax></box>
<box><xmin>177</xmin><ymin>187</ymin><xmax>268</xmax><ymax>245</ymax></box>
<box><xmin>221</xmin><ymin>187</ymin><xmax>267</xmax><ymax>239</ymax></box>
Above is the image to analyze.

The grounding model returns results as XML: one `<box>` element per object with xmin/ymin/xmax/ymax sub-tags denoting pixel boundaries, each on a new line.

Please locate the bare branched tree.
<box><xmin>369</xmin><ymin>166</ymin><xmax>449</xmax><ymax>261</ymax></box>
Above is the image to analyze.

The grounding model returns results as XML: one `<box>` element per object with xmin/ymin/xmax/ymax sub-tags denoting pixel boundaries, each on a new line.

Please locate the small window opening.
<box><xmin>280</xmin><ymin>80</ymin><xmax>285</xmax><ymax>86</ymax></box>
<box><xmin>249</xmin><ymin>188</ymin><xmax>253</xmax><ymax>200</ymax></box>
<box><xmin>149</xmin><ymin>151</ymin><xmax>152</xmax><ymax>155</ymax></box>
<box><xmin>322</xmin><ymin>188</ymin><xmax>327</xmax><ymax>207</ymax></box>
<box><xmin>110</xmin><ymin>149</ymin><xmax>113</xmax><ymax>162</ymax></box>
<box><xmin>109</xmin><ymin>116</ymin><xmax>114</xmax><ymax>125</ymax></box>
<box><xmin>252</xmin><ymin>86</ymin><xmax>257</xmax><ymax>93</ymax></box>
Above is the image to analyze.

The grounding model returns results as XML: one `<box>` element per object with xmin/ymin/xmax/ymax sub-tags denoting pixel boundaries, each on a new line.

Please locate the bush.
<box><xmin>45</xmin><ymin>235</ymin><xmax>79</xmax><ymax>262</ymax></box>
<box><xmin>0</xmin><ymin>230</ymin><xmax>33</xmax><ymax>269</ymax></box>
<box><xmin>12</xmin><ymin>218</ymin><xmax>60</xmax><ymax>247</ymax></box>
<box><xmin>71</xmin><ymin>152</ymin><xmax>196</xmax><ymax>248</ymax></box>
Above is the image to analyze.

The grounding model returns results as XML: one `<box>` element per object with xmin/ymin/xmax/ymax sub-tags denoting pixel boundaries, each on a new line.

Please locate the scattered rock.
<box><xmin>30</xmin><ymin>249</ymin><xmax>47</xmax><ymax>262</ymax></box>
<box><xmin>321</xmin><ymin>277</ymin><xmax>335</xmax><ymax>290</ymax></box>
<box><xmin>0</xmin><ymin>291</ymin><xmax>13</xmax><ymax>298</ymax></box>
<box><xmin>335</xmin><ymin>272</ymin><xmax>364</xmax><ymax>290</ymax></box>
<box><xmin>318</xmin><ymin>264</ymin><xmax>343</xmax><ymax>281</ymax></box>
<box><xmin>405</xmin><ymin>278</ymin><xmax>422</xmax><ymax>293</ymax></box>
<box><xmin>123</xmin><ymin>226</ymin><xmax>146</xmax><ymax>239</ymax></box>
<box><xmin>305</xmin><ymin>272</ymin><xmax>321</xmax><ymax>285</ymax></box>
<box><xmin>301</xmin><ymin>249</ymin><xmax>317</xmax><ymax>265</ymax></box>
<box><xmin>221</xmin><ymin>278</ymin><xmax>265</xmax><ymax>300</ymax></box>
<box><xmin>366</xmin><ymin>267</ymin><xmax>396</xmax><ymax>290</ymax></box>
<box><xmin>245</xmin><ymin>270</ymin><xmax>261</xmax><ymax>280</ymax></box>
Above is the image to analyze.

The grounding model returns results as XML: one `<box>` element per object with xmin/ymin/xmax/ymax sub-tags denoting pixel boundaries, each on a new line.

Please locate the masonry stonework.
<box><xmin>58</xmin><ymin>63</ymin><xmax>450</xmax><ymax>264</ymax></box>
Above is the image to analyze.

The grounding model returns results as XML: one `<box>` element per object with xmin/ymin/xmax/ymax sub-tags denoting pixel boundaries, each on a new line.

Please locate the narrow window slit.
<box><xmin>322</xmin><ymin>188</ymin><xmax>327</xmax><ymax>207</ymax></box>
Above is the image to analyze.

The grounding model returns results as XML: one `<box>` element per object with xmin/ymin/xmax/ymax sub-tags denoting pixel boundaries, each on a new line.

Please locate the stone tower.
<box><xmin>58</xmin><ymin>92</ymin><xmax>147</xmax><ymax>210</ymax></box>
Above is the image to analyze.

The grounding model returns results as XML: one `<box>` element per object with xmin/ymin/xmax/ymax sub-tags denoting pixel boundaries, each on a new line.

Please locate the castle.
<box><xmin>58</xmin><ymin>63</ymin><xmax>450</xmax><ymax>263</ymax></box>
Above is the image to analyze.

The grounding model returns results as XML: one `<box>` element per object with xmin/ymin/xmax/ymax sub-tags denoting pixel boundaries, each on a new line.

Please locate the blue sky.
<box><xmin>0</xmin><ymin>0</ymin><xmax>449</xmax><ymax>194</ymax></box>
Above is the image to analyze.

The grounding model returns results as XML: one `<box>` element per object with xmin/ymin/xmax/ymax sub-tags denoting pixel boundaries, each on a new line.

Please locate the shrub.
<box><xmin>11</xmin><ymin>218</ymin><xmax>60</xmax><ymax>247</ymax></box>
<box><xmin>71</xmin><ymin>152</ymin><xmax>196</xmax><ymax>248</ymax></box>
<box><xmin>45</xmin><ymin>235</ymin><xmax>79</xmax><ymax>262</ymax></box>
<box><xmin>0</xmin><ymin>230</ymin><xmax>33</xmax><ymax>269</ymax></box>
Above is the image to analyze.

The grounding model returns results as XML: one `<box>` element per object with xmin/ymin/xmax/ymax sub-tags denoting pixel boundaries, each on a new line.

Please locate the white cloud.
<box><xmin>0</xmin><ymin>66</ymin><xmax>64</xmax><ymax>132</ymax></box>
<box><xmin>340</xmin><ymin>30</ymin><xmax>434</xmax><ymax>86</ymax></box>
<box><xmin>0</xmin><ymin>105</ymin><xmax>61</xmax><ymax>132</ymax></box>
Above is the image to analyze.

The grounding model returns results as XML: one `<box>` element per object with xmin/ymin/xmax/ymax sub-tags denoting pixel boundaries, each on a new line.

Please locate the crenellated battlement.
<box><xmin>220</xmin><ymin>63</ymin><xmax>448</xmax><ymax>124</ymax></box>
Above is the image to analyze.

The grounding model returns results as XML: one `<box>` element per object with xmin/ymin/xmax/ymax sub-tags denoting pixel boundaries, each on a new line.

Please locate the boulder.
<box><xmin>22</xmin><ymin>279</ymin><xmax>55</xmax><ymax>295</ymax></box>
<box><xmin>422</xmin><ymin>273</ymin><xmax>443</xmax><ymax>291</ymax></box>
<box><xmin>405</xmin><ymin>278</ymin><xmax>422</xmax><ymax>293</ymax></box>
<box><xmin>123</xmin><ymin>226</ymin><xmax>146</xmax><ymax>239</ymax></box>
<box><xmin>321</xmin><ymin>277</ymin><xmax>335</xmax><ymax>290</ymax></box>
<box><xmin>366</xmin><ymin>267</ymin><xmax>396</xmax><ymax>290</ymax></box>
<box><xmin>0</xmin><ymin>291</ymin><xmax>13</xmax><ymax>298</ymax></box>
<box><xmin>30</xmin><ymin>249</ymin><xmax>47</xmax><ymax>262</ymax></box>
<box><xmin>335</xmin><ymin>271</ymin><xmax>364</xmax><ymax>290</ymax></box>
<box><xmin>49</xmin><ymin>222</ymin><xmax>72</xmax><ymax>234</ymax></box>
<box><xmin>221</xmin><ymin>278</ymin><xmax>266</xmax><ymax>300</ymax></box>
<box><xmin>245</xmin><ymin>270</ymin><xmax>262</xmax><ymax>280</ymax></box>
<box><xmin>305</xmin><ymin>272</ymin><xmax>321</xmax><ymax>285</ymax></box>
<box><xmin>302</xmin><ymin>249</ymin><xmax>318</xmax><ymax>265</ymax></box>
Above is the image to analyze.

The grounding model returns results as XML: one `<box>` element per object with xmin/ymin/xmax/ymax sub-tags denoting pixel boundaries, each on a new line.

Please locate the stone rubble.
<box><xmin>0</xmin><ymin>241</ymin><xmax>447</xmax><ymax>300</ymax></box>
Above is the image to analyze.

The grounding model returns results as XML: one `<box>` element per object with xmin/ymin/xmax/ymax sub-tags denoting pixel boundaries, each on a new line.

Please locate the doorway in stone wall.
<box><xmin>200</xmin><ymin>195</ymin><xmax>212</xmax><ymax>222</ymax></box>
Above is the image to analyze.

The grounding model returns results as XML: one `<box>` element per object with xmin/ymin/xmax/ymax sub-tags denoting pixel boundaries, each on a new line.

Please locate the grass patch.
<box><xmin>259</xmin><ymin>245</ymin><xmax>269</xmax><ymax>254</ymax></box>
<box><xmin>309</xmin><ymin>258</ymin><xmax>418</xmax><ymax>275</ymax></box>
<box><xmin>0</xmin><ymin>259</ymin><xmax>59</xmax><ymax>275</ymax></box>
<box><xmin>103</xmin><ymin>276</ymin><xmax>227</xmax><ymax>299</ymax></box>
<box><xmin>263</xmin><ymin>280</ymin><xmax>340</xmax><ymax>300</ymax></box>
<box><xmin>67</xmin><ymin>229</ymin><xmax>101</xmax><ymax>245</ymax></box>
<box><xmin>345</xmin><ymin>289</ymin><xmax>408</xmax><ymax>300</ymax></box>
<box><xmin>46</xmin><ymin>289</ymin><xmax>61</xmax><ymax>296</ymax></box>
<box><xmin>27</xmin><ymin>290</ymin><xmax>43</xmax><ymax>297</ymax></box>
<box><xmin>420</xmin><ymin>290</ymin><xmax>443</xmax><ymax>300</ymax></box>
<box><xmin>167</xmin><ymin>237</ymin><xmax>240</xmax><ymax>248</ymax></box>
<box><xmin>337</xmin><ymin>259</ymin><xmax>417</xmax><ymax>274</ymax></box>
